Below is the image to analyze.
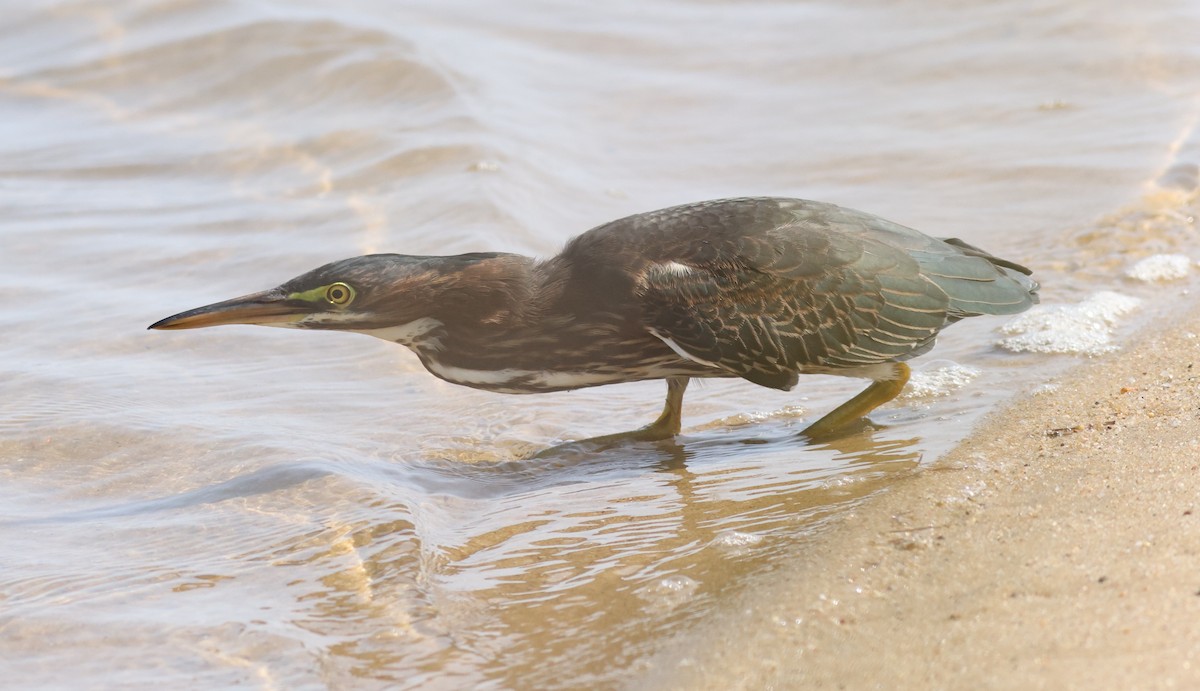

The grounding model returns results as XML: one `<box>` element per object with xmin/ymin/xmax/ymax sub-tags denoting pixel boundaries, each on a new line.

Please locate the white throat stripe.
<box><xmin>360</xmin><ymin>317</ymin><xmax>444</xmax><ymax>345</ymax></box>
<box><xmin>423</xmin><ymin>361</ymin><xmax>620</xmax><ymax>392</ymax></box>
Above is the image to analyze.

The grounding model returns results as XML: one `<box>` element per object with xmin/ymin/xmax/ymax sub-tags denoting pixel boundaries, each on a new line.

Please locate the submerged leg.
<box><xmin>635</xmin><ymin>375</ymin><xmax>690</xmax><ymax>440</ymax></box>
<box><xmin>562</xmin><ymin>376</ymin><xmax>691</xmax><ymax>448</ymax></box>
<box><xmin>800</xmin><ymin>363</ymin><xmax>910</xmax><ymax>441</ymax></box>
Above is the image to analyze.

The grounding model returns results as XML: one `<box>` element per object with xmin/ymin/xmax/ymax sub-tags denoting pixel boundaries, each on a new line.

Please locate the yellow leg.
<box><xmin>800</xmin><ymin>363</ymin><xmax>910</xmax><ymax>441</ymax></box>
<box><xmin>567</xmin><ymin>376</ymin><xmax>690</xmax><ymax>446</ymax></box>
<box><xmin>635</xmin><ymin>376</ymin><xmax>690</xmax><ymax>440</ymax></box>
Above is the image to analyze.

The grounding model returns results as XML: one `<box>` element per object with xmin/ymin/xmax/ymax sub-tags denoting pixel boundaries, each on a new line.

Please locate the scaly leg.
<box><xmin>634</xmin><ymin>376</ymin><xmax>690</xmax><ymax>440</ymax></box>
<box><xmin>800</xmin><ymin>363</ymin><xmax>910</xmax><ymax>441</ymax></box>
<box><xmin>562</xmin><ymin>376</ymin><xmax>691</xmax><ymax>448</ymax></box>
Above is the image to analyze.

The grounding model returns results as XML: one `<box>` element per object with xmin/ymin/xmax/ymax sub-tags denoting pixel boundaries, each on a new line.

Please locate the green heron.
<box><xmin>150</xmin><ymin>197</ymin><xmax>1037</xmax><ymax>443</ymax></box>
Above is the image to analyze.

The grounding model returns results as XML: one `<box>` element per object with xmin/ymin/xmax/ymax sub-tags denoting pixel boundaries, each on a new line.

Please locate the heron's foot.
<box><xmin>532</xmin><ymin>377</ymin><xmax>690</xmax><ymax>457</ymax></box>
<box><xmin>570</xmin><ymin>417</ymin><xmax>679</xmax><ymax>447</ymax></box>
<box><xmin>530</xmin><ymin>423</ymin><xmax>677</xmax><ymax>459</ymax></box>
<box><xmin>800</xmin><ymin>363</ymin><xmax>910</xmax><ymax>442</ymax></box>
<box><xmin>801</xmin><ymin>416</ymin><xmax>879</xmax><ymax>444</ymax></box>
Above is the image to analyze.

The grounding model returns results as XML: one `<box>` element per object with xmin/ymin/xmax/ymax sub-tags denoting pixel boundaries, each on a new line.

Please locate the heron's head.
<box><xmin>149</xmin><ymin>254</ymin><xmax>457</xmax><ymax>334</ymax></box>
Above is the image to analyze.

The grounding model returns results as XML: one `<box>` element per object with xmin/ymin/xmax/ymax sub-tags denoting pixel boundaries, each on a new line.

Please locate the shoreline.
<box><xmin>645</xmin><ymin>300</ymin><xmax>1200</xmax><ymax>689</ymax></box>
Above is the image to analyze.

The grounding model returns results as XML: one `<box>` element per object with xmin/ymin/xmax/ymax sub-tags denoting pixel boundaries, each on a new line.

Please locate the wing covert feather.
<box><xmin>561</xmin><ymin>198</ymin><xmax>1036</xmax><ymax>389</ymax></box>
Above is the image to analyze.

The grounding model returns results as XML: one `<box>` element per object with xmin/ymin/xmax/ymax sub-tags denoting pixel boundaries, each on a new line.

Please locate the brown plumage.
<box><xmin>150</xmin><ymin>197</ymin><xmax>1038</xmax><ymax>443</ymax></box>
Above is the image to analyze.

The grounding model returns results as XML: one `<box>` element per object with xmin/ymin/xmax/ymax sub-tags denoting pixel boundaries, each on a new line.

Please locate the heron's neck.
<box><xmin>367</xmin><ymin>253</ymin><xmax>673</xmax><ymax>385</ymax></box>
<box><xmin>425</xmin><ymin>254</ymin><xmax>578</xmax><ymax>355</ymax></box>
<box><xmin>361</xmin><ymin>253</ymin><xmax>560</xmax><ymax>354</ymax></box>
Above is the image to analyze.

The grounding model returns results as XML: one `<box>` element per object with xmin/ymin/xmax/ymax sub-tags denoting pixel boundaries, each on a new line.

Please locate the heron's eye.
<box><xmin>325</xmin><ymin>282</ymin><xmax>355</xmax><ymax>306</ymax></box>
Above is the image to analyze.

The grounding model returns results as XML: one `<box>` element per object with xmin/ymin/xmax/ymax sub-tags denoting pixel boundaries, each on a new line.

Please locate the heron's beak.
<box><xmin>148</xmin><ymin>289</ymin><xmax>308</xmax><ymax>330</ymax></box>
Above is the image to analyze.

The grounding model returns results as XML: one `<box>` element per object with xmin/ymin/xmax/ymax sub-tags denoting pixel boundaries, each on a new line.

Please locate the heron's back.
<box><xmin>561</xmin><ymin>197</ymin><xmax>1038</xmax><ymax>388</ymax></box>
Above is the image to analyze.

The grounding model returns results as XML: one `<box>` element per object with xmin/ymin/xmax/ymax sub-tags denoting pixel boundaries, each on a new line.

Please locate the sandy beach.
<box><xmin>646</xmin><ymin>301</ymin><xmax>1200</xmax><ymax>689</ymax></box>
<box><xmin>5</xmin><ymin>2</ymin><xmax>1199</xmax><ymax>687</ymax></box>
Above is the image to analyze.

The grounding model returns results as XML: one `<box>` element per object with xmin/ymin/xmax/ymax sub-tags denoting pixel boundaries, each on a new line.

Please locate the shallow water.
<box><xmin>2</xmin><ymin>0</ymin><xmax>1199</xmax><ymax>687</ymax></box>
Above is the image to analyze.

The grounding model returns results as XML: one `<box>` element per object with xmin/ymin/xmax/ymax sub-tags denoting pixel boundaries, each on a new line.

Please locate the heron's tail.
<box><xmin>936</xmin><ymin>237</ymin><xmax>1040</xmax><ymax>315</ymax></box>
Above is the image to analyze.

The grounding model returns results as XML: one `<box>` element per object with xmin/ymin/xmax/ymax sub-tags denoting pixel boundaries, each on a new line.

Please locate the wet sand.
<box><xmin>648</xmin><ymin>302</ymin><xmax>1200</xmax><ymax>689</ymax></box>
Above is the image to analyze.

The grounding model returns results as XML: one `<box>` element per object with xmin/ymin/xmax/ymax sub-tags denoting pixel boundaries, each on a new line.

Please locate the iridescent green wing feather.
<box><xmin>621</xmin><ymin>198</ymin><xmax>1034</xmax><ymax>390</ymax></box>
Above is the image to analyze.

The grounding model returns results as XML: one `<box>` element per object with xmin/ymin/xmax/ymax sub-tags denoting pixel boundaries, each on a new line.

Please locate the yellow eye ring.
<box><xmin>325</xmin><ymin>282</ymin><xmax>355</xmax><ymax>306</ymax></box>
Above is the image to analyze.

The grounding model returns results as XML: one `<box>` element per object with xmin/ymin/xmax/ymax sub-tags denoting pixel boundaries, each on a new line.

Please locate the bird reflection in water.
<box><xmin>293</xmin><ymin>426</ymin><xmax>922</xmax><ymax>684</ymax></box>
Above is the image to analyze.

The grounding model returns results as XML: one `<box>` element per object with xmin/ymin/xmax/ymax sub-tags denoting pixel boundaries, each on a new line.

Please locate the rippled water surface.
<box><xmin>3</xmin><ymin>0</ymin><xmax>1199</xmax><ymax>687</ymax></box>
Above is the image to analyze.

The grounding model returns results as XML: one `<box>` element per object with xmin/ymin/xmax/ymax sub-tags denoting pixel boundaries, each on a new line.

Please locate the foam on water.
<box><xmin>996</xmin><ymin>291</ymin><xmax>1143</xmax><ymax>356</ymax></box>
<box><xmin>711</xmin><ymin>530</ymin><xmax>764</xmax><ymax>551</ymax></box>
<box><xmin>1126</xmin><ymin>254</ymin><xmax>1194</xmax><ymax>282</ymax></box>
<box><xmin>640</xmin><ymin>575</ymin><xmax>700</xmax><ymax>613</ymax></box>
<box><xmin>5</xmin><ymin>0</ymin><xmax>1200</xmax><ymax>688</ymax></box>
<box><xmin>901</xmin><ymin>361</ymin><xmax>981</xmax><ymax>400</ymax></box>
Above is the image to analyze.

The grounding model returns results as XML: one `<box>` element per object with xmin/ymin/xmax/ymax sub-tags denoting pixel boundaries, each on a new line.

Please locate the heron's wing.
<box><xmin>933</xmin><ymin>237</ymin><xmax>1040</xmax><ymax>316</ymax></box>
<box><xmin>630</xmin><ymin>199</ymin><xmax>1033</xmax><ymax>390</ymax></box>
